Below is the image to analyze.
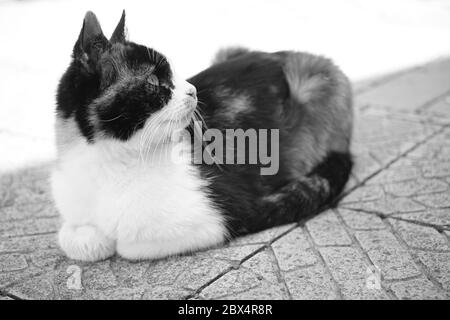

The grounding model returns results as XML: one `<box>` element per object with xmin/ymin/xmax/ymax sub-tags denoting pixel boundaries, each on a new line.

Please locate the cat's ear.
<box><xmin>110</xmin><ymin>10</ymin><xmax>126</xmax><ymax>44</ymax></box>
<box><xmin>73</xmin><ymin>11</ymin><xmax>108</xmax><ymax>67</ymax></box>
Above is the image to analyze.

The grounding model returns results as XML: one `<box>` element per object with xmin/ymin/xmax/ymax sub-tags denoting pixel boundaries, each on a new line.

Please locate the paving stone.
<box><xmin>220</xmin><ymin>281</ymin><xmax>288</xmax><ymax>300</ymax></box>
<box><xmin>0</xmin><ymin>254</ymin><xmax>28</xmax><ymax>272</ymax></box>
<box><xmin>0</xmin><ymin>233</ymin><xmax>57</xmax><ymax>253</ymax></box>
<box><xmin>389</xmin><ymin>276</ymin><xmax>446</xmax><ymax>300</ymax></box>
<box><xmin>422</xmin><ymin>161</ymin><xmax>450</xmax><ymax>178</ymax></box>
<box><xmin>423</xmin><ymin>96</ymin><xmax>450</xmax><ymax>119</ymax></box>
<box><xmin>0</xmin><ymin>266</ymin><xmax>43</xmax><ymax>289</ymax></box>
<box><xmin>341</xmin><ymin>185</ymin><xmax>384</xmax><ymax>204</ymax></box>
<box><xmin>340</xmin><ymin>281</ymin><xmax>389</xmax><ymax>300</ymax></box>
<box><xmin>231</xmin><ymin>223</ymin><xmax>295</xmax><ymax>245</ymax></box>
<box><xmin>206</xmin><ymin>244</ymin><xmax>263</xmax><ymax>262</ymax></box>
<box><xmin>0</xmin><ymin>217</ymin><xmax>59</xmax><ymax>238</ymax></box>
<box><xmin>318</xmin><ymin>246</ymin><xmax>368</xmax><ymax>284</ymax></box>
<box><xmin>212</xmin><ymin>250</ymin><xmax>291</xmax><ymax>299</ymax></box>
<box><xmin>111</xmin><ymin>259</ymin><xmax>150</xmax><ymax>288</ymax></box>
<box><xmin>354</xmin><ymin>230</ymin><xmax>420</xmax><ymax>280</ymax></box>
<box><xmin>415</xmin><ymin>192</ymin><xmax>450</xmax><ymax>209</ymax></box>
<box><xmin>384</xmin><ymin>179</ymin><xmax>448</xmax><ymax>197</ymax></box>
<box><xmin>367</xmin><ymin>163</ymin><xmax>422</xmax><ymax>185</ymax></box>
<box><xmin>82</xmin><ymin>261</ymin><xmax>118</xmax><ymax>290</ymax></box>
<box><xmin>0</xmin><ymin>165</ymin><xmax>50</xmax><ymax>192</ymax></box>
<box><xmin>284</xmin><ymin>265</ymin><xmax>339</xmax><ymax>300</ymax></box>
<box><xmin>350</xmin><ymin>151</ymin><xmax>382</xmax><ymax>182</ymax></box>
<box><xmin>90</xmin><ymin>287</ymin><xmax>145</xmax><ymax>300</ymax></box>
<box><xmin>143</xmin><ymin>286</ymin><xmax>192</xmax><ymax>300</ymax></box>
<box><xmin>52</xmin><ymin>261</ymin><xmax>92</xmax><ymax>300</ymax></box>
<box><xmin>30</xmin><ymin>249</ymin><xmax>63</xmax><ymax>271</ymax></box>
<box><xmin>145</xmin><ymin>252</ymin><xmax>233</xmax><ymax>291</ymax></box>
<box><xmin>349</xmin><ymin>111</ymin><xmax>438</xmax><ymax>183</ymax></box>
<box><xmin>0</xmin><ymin>167</ymin><xmax>53</xmax><ymax>212</ymax></box>
<box><xmin>408</xmin><ymin>129</ymin><xmax>450</xmax><ymax>162</ymax></box>
<box><xmin>343</xmin><ymin>196</ymin><xmax>426</xmax><ymax>215</ymax></box>
<box><xmin>319</xmin><ymin>246</ymin><xmax>389</xmax><ymax>299</ymax></box>
<box><xmin>145</xmin><ymin>255</ymin><xmax>194</xmax><ymax>287</ymax></box>
<box><xmin>200</xmin><ymin>249</ymin><xmax>289</xmax><ymax>299</ymax></box>
<box><xmin>416</xmin><ymin>251</ymin><xmax>450</xmax><ymax>291</ymax></box>
<box><xmin>7</xmin><ymin>273</ymin><xmax>55</xmax><ymax>300</ymax></box>
<box><xmin>369</xmin><ymin>139</ymin><xmax>421</xmax><ymax>166</ymax></box>
<box><xmin>221</xmin><ymin>284</ymin><xmax>289</xmax><ymax>300</ymax></box>
<box><xmin>271</xmin><ymin>228</ymin><xmax>317</xmax><ymax>272</ymax></box>
<box><xmin>0</xmin><ymin>203</ymin><xmax>58</xmax><ymax>222</ymax></box>
<box><xmin>389</xmin><ymin>219</ymin><xmax>449</xmax><ymax>251</ymax></box>
<box><xmin>356</xmin><ymin>58</ymin><xmax>450</xmax><ymax>112</ymax></box>
<box><xmin>199</xmin><ymin>268</ymin><xmax>261</xmax><ymax>299</ymax></box>
<box><xmin>174</xmin><ymin>256</ymin><xmax>232</xmax><ymax>290</ymax></box>
<box><xmin>242</xmin><ymin>249</ymin><xmax>285</xmax><ymax>285</ymax></box>
<box><xmin>306</xmin><ymin>210</ymin><xmax>352</xmax><ymax>246</ymax></box>
<box><xmin>394</xmin><ymin>209</ymin><xmax>450</xmax><ymax>228</ymax></box>
<box><xmin>339</xmin><ymin>209</ymin><xmax>386</xmax><ymax>230</ymax></box>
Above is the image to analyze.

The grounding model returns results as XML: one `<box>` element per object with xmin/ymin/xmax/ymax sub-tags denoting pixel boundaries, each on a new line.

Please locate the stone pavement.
<box><xmin>1</xmin><ymin>58</ymin><xmax>450</xmax><ymax>300</ymax></box>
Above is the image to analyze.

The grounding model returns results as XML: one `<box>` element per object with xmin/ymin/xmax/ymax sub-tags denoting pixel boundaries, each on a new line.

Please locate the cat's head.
<box><xmin>56</xmin><ymin>11</ymin><xmax>197</xmax><ymax>143</ymax></box>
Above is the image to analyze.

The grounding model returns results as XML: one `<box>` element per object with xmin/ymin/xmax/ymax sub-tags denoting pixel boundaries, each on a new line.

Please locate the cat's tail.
<box><xmin>255</xmin><ymin>151</ymin><xmax>352</xmax><ymax>231</ymax></box>
<box><xmin>212</xmin><ymin>46</ymin><xmax>250</xmax><ymax>65</ymax></box>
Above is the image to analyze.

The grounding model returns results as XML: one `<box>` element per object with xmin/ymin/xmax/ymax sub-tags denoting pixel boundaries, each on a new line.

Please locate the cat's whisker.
<box><xmin>148</xmin><ymin>108</ymin><xmax>176</xmax><ymax>163</ymax></box>
<box><xmin>144</xmin><ymin>112</ymin><xmax>167</xmax><ymax>162</ymax></box>
<box><xmin>140</xmin><ymin>110</ymin><xmax>166</xmax><ymax>162</ymax></box>
<box><xmin>157</xmin><ymin>109</ymin><xmax>176</xmax><ymax>164</ymax></box>
<box><xmin>98</xmin><ymin>114</ymin><xmax>124</xmax><ymax>122</ymax></box>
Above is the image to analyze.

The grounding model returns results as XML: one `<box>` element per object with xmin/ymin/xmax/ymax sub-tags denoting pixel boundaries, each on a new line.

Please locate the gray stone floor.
<box><xmin>1</xmin><ymin>58</ymin><xmax>450</xmax><ymax>300</ymax></box>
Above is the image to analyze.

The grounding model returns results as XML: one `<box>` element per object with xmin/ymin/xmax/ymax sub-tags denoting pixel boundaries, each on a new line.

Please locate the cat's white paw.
<box><xmin>58</xmin><ymin>224</ymin><xmax>115</xmax><ymax>262</ymax></box>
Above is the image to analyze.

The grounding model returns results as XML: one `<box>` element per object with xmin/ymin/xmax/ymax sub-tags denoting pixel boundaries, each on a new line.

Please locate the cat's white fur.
<box><xmin>51</xmin><ymin>78</ymin><xmax>227</xmax><ymax>261</ymax></box>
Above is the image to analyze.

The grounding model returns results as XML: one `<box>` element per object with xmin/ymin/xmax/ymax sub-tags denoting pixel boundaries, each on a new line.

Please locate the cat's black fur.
<box><xmin>188</xmin><ymin>50</ymin><xmax>353</xmax><ymax>235</ymax></box>
<box><xmin>56</xmin><ymin>11</ymin><xmax>353</xmax><ymax>239</ymax></box>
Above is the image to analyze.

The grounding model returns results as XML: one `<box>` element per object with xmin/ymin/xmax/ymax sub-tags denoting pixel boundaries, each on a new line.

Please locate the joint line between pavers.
<box><xmin>333</xmin><ymin>208</ymin><xmax>396</xmax><ymax>299</ymax></box>
<box><xmin>383</xmin><ymin>218</ymin><xmax>449</xmax><ymax>297</ymax></box>
<box><xmin>418</xmin><ymin>88</ymin><xmax>450</xmax><ymax>114</ymax></box>
<box><xmin>340</xmin><ymin>123</ymin><xmax>449</xmax><ymax>204</ymax></box>
<box><xmin>267</xmin><ymin>246</ymin><xmax>293</xmax><ymax>300</ymax></box>
<box><xmin>302</xmin><ymin>225</ymin><xmax>343</xmax><ymax>299</ymax></box>
<box><xmin>0</xmin><ymin>289</ymin><xmax>24</xmax><ymax>300</ymax></box>
<box><xmin>184</xmin><ymin>224</ymin><xmax>299</xmax><ymax>299</ymax></box>
<box><xmin>341</xmin><ymin>207</ymin><xmax>450</xmax><ymax>233</ymax></box>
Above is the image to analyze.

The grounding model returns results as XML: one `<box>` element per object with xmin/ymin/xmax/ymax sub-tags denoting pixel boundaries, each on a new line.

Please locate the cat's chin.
<box><xmin>167</xmin><ymin>109</ymin><xmax>196</xmax><ymax>128</ymax></box>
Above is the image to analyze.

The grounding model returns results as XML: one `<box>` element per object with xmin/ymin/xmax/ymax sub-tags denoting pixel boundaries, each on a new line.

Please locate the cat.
<box><xmin>51</xmin><ymin>11</ymin><xmax>353</xmax><ymax>261</ymax></box>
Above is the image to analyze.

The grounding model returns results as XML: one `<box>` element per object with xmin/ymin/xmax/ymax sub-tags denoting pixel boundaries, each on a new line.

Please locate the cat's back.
<box><xmin>188</xmin><ymin>51</ymin><xmax>289</xmax><ymax>129</ymax></box>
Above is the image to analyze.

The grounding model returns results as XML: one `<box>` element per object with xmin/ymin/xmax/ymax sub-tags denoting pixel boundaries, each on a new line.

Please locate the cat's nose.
<box><xmin>186</xmin><ymin>85</ymin><xmax>197</xmax><ymax>98</ymax></box>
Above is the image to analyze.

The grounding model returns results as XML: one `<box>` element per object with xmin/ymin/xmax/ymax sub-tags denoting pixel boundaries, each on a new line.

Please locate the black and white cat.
<box><xmin>51</xmin><ymin>11</ymin><xmax>353</xmax><ymax>261</ymax></box>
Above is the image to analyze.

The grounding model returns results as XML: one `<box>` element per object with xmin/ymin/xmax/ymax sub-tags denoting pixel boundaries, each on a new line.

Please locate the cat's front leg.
<box><xmin>58</xmin><ymin>224</ymin><xmax>115</xmax><ymax>262</ymax></box>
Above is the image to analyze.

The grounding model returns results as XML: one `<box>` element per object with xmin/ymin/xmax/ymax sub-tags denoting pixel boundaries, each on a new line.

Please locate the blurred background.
<box><xmin>1</xmin><ymin>0</ymin><xmax>450</xmax><ymax>172</ymax></box>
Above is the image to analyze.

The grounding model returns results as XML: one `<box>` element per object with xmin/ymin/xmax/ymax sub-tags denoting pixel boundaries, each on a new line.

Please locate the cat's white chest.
<box><xmin>51</xmin><ymin>139</ymin><xmax>226</xmax><ymax>255</ymax></box>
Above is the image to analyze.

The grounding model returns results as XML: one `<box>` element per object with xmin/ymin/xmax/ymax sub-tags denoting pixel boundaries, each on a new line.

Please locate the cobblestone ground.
<box><xmin>1</xmin><ymin>58</ymin><xmax>450</xmax><ymax>300</ymax></box>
